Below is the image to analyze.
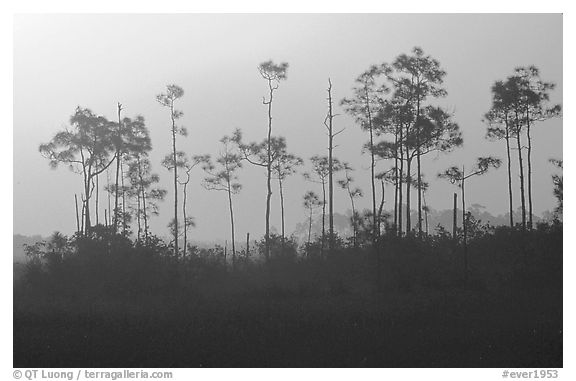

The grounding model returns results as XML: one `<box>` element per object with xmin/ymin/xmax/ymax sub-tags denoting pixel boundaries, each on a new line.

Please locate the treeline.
<box><xmin>38</xmin><ymin>47</ymin><xmax>562</xmax><ymax>262</ymax></box>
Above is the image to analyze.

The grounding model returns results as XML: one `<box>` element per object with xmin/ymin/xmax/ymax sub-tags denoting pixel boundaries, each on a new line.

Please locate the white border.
<box><xmin>3</xmin><ymin>2</ymin><xmax>571</xmax><ymax>380</ymax></box>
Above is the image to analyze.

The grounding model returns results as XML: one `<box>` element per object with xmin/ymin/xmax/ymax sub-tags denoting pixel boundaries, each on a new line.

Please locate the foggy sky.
<box><xmin>13</xmin><ymin>14</ymin><xmax>562</xmax><ymax>241</ymax></box>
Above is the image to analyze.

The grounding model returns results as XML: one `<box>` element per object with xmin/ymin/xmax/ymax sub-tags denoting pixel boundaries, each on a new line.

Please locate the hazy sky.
<box><xmin>13</xmin><ymin>14</ymin><xmax>562</xmax><ymax>241</ymax></box>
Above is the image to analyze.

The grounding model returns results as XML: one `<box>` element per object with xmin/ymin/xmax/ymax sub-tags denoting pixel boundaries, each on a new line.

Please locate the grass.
<box><xmin>13</xmin><ymin>224</ymin><xmax>562</xmax><ymax>367</ymax></box>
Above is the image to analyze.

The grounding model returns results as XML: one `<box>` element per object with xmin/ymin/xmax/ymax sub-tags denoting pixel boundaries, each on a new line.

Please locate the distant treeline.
<box><xmin>38</xmin><ymin>47</ymin><xmax>562</xmax><ymax>261</ymax></box>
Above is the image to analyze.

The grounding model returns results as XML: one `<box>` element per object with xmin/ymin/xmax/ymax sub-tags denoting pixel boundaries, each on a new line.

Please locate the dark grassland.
<box><xmin>14</xmin><ymin>223</ymin><xmax>562</xmax><ymax>367</ymax></box>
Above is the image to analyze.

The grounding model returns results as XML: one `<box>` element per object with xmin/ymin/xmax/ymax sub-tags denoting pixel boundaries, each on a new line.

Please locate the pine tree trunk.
<box><xmin>406</xmin><ymin>156</ymin><xmax>412</xmax><ymax>234</ymax></box>
<box><xmin>246</xmin><ymin>232</ymin><xmax>250</xmax><ymax>257</ymax></box>
<box><xmin>121</xmin><ymin>162</ymin><xmax>126</xmax><ymax>234</ymax></box>
<box><xmin>75</xmin><ymin>194</ymin><xmax>80</xmax><ymax>234</ymax></box>
<box><xmin>515</xmin><ymin>112</ymin><xmax>526</xmax><ymax>230</ymax></box>
<box><xmin>416</xmin><ymin>97</ymin><xmax>422</xmax><ymax>236</ymax></box>
<box><xmin>114</xmin><ymin>103</ymin><xmax>122</xmax><ymax>233</ymax></box>
<box><xmin>308</xmin><ymin>209</ymin><xmax>313</xmax><ymax>247</ymax></box>
<box><xmin>171</xmin><ymin>102</ymin><xmax>179</xmax><ymax>256</ymax></box>
<box><xmin>398</xmin><ymin>125</ymin><xmax>404</xmax><ymax>236</ymax></box>
<box><xmin>84</xmin><ymin>172</ymin><xmax>91</xmax><ymax>234</ymax></box>
<box><xmin>279</xmin><ymin>176</ymin><xmax>285</xmax><ymax>244</ymax></box>
<box><xmin>394</xmin><ymin>129</ymin><xmax>399</xmax><ymax>236</ymax></box>
<box><xmin>461</xmin><ymin>174</ymin><xmax>468</xmax><ymax>282</ymax></box>
<box><xmin>505</xmin><ymin>115</ymin><xmax>514</xmax><ymax>228</ymax></box>
<box><xmin>453</xmin><ymin>192</ymin><xmax>457</xmax><ymax>240</ymax></box>
<box><xmin>378</xmin><ymin>180</ymin><xmax>385</xmax><ymax>234</ymax></box>
<box><xmin>107</xmin><ymin>168</ymin><xmax>112</xmax><ymax>226</ymax></box>
<box><xmin>364</xmin><ymin>86</ymin><xmax>377</xmax><ymax>246</ymax></box>
<box><xmin>95</xmin><ymin>174</ymin><xmax>99</xmax><ymax>225</ymax></box>
<box><xmin>227</xmin><ymin>183</ymin><xmax>236</xmax><ymax>269</ymax></box>
<box><xmin>139</xmin><ymin>158</ymin><xmax>149</xmax><ymax>240</ymax></box>
<box><xmin>264</xmin><ymin>80</ymin><xmax>274</xmax><ymax>262</ymax></box>
<box><xmin>321</xmin><ymin>181</ymin><xmax>326</xmax><ymax>258</ymax></box>
<box><xmin>348</xmin><ymin>185</ymin><xmax>357</xmax><ymax>248</ymax></box>
<box><xmin>80</xmin><ymin>194</ymin><xmax>85</xmax><ymax>235</ymax></box>
<box><xmin>136</xmin><ymin>186</ymin><xmax>142</xmax><ymax>241</ymax></box>
<box><xmin>327</xmin><ymin>79</ymin><xmax>334</xmax><ymax>250</ymax></box>
<box><xmin>526</xmin><ymin>113</ymin><xmax>533</xmax><ymax>229</ymax></box>
<box><xmin>182</xmin><ymin>181</ymin><xmax>188</xmax><ymax>257</ymax></box>
<box><xmin>369</xmin><ymin>124</ymin><xmax>377</xmax><ymax>241</ymax></box>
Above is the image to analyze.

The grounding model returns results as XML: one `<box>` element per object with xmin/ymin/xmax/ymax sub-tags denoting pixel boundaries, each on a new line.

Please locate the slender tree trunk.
<box><xmin>453</xmin><ymin>192</ymin><xmax>457</xmax><ymax>240</ymax></box>
<box><xmin>279</xmin><ymin>176</ymin><xmax>285</xmax><ymax>244</ymax></box>
<box><xmin>264</xmin><ymin>80</ymin><xmax>274</xmax><ymax>262</ymax></box>
<box><xmin>369</xmin><ymin>122</ymin><xmax>377</xmax><ymax>241</ymax></box>
<box><xmin>423</xmin><ymin>193</ymin><xmax>429</xmax><ymax>235</ymax></box>
<box><xmin>95</xmin><ymin>174</ymin><xmax>99</xmax><ymax>225</ymax></box>
<box><xmin>114</xmin><ymin>103</ymin><xmax>122</xmax><ymax>232</ymax></box>
<box><xmin>182</xmin><ymin>181</ymin><xmax>188</xmax><ymax>257</ymax></box>
<box><xmin>321</xmin><ymin>181</ymin><xmax>326</xmax><ymax>257</ymax></box>
<box><xmin>74</xmin><ymin>194</ymin><xmax>80</xmax><ymax>234</ymax></box>
<box><xmin>394</xmin><ymin>130</ymin><xmax>399</xmax><ymax>236</ymax></box>
<box><xmin>504</xmin><ymin>115</ymin><xmax>514</xmax><ymax>228</ymax></box>
<box><xmin>327</xmin><ymin>79</ymin><xmax>335</xmax><ymax>250</ymax></box>
<box><xmin>416</xmin><ymin>96</ymin><xmax>423</xmax><ymax>237</ymax></box>
<box><xmin>308</xmin><ymin>209</ymin><xmax>313</xmax><ymax>247</ymax></box>
<box><xmin>171</xmin><ymin>103</ymin><xmax>179</xmax><ymax>256</ymax></box>
<box><xmin>462</xmin><ymin>171</ymin><xmax>468</xmax><ymax>282</ymax></box>
<box><xmin>227</xmin><ymin>183</ymin><xmax>236</xmax><ymax>269</ymax></box>
<box><xmin>84</xmin><ymin>171</ymin><xmax>91</xmax><ymax>234</ymax></box>
<box><xmin>136</xmin><ymin>186</ymin><xmax>142</xmax><ymax>241</ymax></box>
<box><xmin>138</xmin><ymin>158</ymin><xmax>149</xmax><ymax>240</ymax></box>
<box><xmin>142</xmin><ymin>189</ymin><xmax>148</xmax><ymax>240</ymax></box>
<box><xmin>406</xmin><ymin>156</ymin><xmax>412</xmax><ymax>234</ymax></box>
<box><xmin>121</xmin><ymin>162</ymin><xmax>126</xmax><ymax>234</ymax></box>
<box><xmin>80</xmin><ymin>195</ymin><xmax>85</xmax><ymax>235</ymax></box>
<box><xmin>526</xmin><ymin>110</ymin><xmax>533</xmax><ymax>229</ymax></box>
<box><xmin>107</xmin><ymin>168</ymin><xmax>111</xmax><ymax>225</ymax></box>
<box><xmin>364</xmin><ymin>86</ymin><xmax>378</xmax><ymax>246</ymax></box>
<box><xmin>515</xmin><ymin>112</ymin><xmax>526</xmax><ymax>230</ymax></box>
<box><xmin>398</xmin><ymin>125</ymin><xmax>404</xmax><ymax>236</ymax></box>
<box><xmin>246</xmin><ymin>232</ymin><xmax>250</xmax><ymax>257</ymax></box>
<box><xmin>347</xmin><ymin>185</ymin><xmax>357</xmax><ymax>247</ymax></box>
<box><xmin>378</xmin><ymin>180</ymin><xmax>385</xmax><ymax>234</ymax></box>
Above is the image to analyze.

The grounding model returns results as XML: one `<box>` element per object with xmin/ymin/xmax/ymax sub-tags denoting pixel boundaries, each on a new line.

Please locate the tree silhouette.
<box><xmin>258</xmin><ymin>60</ymin><xmax>289</xmax><ymax>261</ymax></box>
<box><xmin>513</xmin><ymin>67</ymin><xmax>561</xmax><ymax>228</ymax></box>
<box><xmin>549</xmin><ymin>159</ymin><xmax>562</xmax><ymax>218</ymax></box>
<box><xmin>302</xmin><ymin>191</ymin><xmax>323</xmax><ymax>249</ymax></box>
<box><xmin>178</xmin><ymin>154</ymin><xmax>209</xmax><ymax>256</ymax></box>
<box><xmin>374</xmin><ymin>98</ymin><xmax>413</xmax><ymax>235</ymax></box>
<box><xmin>383</xmin><ymin>47</ymin><xmax>448</xmax><ymax>236</ymax></box>
<box><xmin>373</xmin><ymin>102</ymin><xmax>461</xmax><ymax>236</ymax></box>
<box><xmin>113</xmin><ymin>115</ymin><xmax>155</xmax><ymax>238</ymax></box>
<box><xmin>272</xmin><ymin>144</ymin><xmax>303</xmax><ymax>246</ymax></box>
<box><xmin>157</xmin><ymin>84</ymin><xmax>186</xmax><ymax>256</ymax></box>
<box><xmin>485</xmin><ymin>80</ymin><xmax>517</xmax><ymax>228</ymax></box>
<box><xmin>303</xmin><ymin>155</ymin><xmax>344</xmax><ymax>256</ymax></box>
<box><xmin>39</xmin><ymin>107</ymin><xmax>116</xmax><ymax>235</ymax></box>
<box><xmin>126</xmin><ymin>155</ymin><xmax>166</xmax><ymax>243</ymax></box>
<box><xmin>337</xmin><ymin>163</ymin><xmax>363</xmax><ymax>247</ymax></box>
<box><xmin>203</xmin><ymin>135</ymin><xmax>242</xmax><ymax>267</ymax></box>
<box><xmin>439</xmin><ymin>157</ymin><xmax>501</xmax><ymax>279</ymax></box>
<box><xmin>341</xmin><ymin>65</ymin><xmax>388</xmax><ymax>246</ymax></box>
<box><xmin>232</xmin><ymin>129</ymin><xmax>286</xmax><ymax>261</ymax></box>
<box><xmin>112</xmin><ymin>103</ymin><xmax>124</xmax><ymax>232</ymax></box>
<box><xmin>324</xmin><ymin>78</ymin><xmax>345</xmax><ymax>250</ymax></box>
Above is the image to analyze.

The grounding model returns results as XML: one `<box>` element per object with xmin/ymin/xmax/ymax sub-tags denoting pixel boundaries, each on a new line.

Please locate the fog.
<box><xmin>13</xmin><ymin>13</ymin><xmax>562</xmax><ymax>241</ymax></box>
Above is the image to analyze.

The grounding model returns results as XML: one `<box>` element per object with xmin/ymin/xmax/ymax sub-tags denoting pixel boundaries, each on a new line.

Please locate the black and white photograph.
<box><xmin>10</xmin><ymin>8</ymin><xmax>567</xmax><ymax>374</ymax></box>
